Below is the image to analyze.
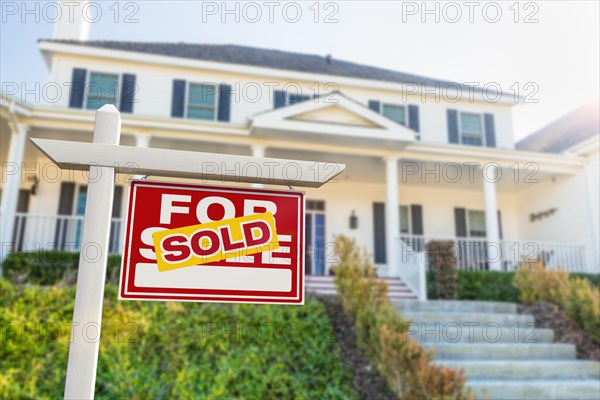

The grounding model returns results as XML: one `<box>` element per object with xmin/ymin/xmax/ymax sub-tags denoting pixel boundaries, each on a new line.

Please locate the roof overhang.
<box><xmin>38</xmin><ymin>40</ymin><xmax>520</xmax><ymax>105</ymax></box>
<box><xmin>1</xmin><ymin>97</ymin><xmax>584</xmax><ymax>176</ymax></box>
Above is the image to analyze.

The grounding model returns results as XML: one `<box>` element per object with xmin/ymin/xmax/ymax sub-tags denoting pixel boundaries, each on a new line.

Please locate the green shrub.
<box><xmin>572</xmin><ymin>273</ymin><xmax>600</xmax><ymax>288</ymax></box>
<box><xmin>0</xmin><ymin>280</ymin><xmax>357</xmax><ymax>399</ymax></box>
<box><xmin>428</xmin><ymin>271</ymin><xmax>520</xmax><ymax>302</ymax></box>
<box><xmin>2</xmin><ymin>251</ymin><xmax>122</xmax><ymax>285</ymax></box>
<box><xmin>513</xmin><ymin>261</ymin><xmax>600</xmax><ymax>341</ymax></box>
<box><xmin>426</xmin><ymin>240</ymin><xmax>458</xmax><ymax>300</ymax></box>
<box><xmin>334</xmin><ymin>236</ymin><xmax>472</xmax><ymax>400</ymax></box>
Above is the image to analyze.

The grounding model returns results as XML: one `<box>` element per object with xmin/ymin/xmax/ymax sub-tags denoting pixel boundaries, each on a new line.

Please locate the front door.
<box><xmin>305</xmin><ymin>200</ymin><xmax>326</xmax><ymax>275</ymax></box>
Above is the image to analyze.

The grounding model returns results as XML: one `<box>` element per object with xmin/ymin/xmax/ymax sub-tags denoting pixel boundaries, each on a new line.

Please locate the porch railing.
<box><xmin>10</xmin><ymin>212</ymin><xmax>124</xmax><ymax>254</ymax></box>
<box><xmin>400</xmin><ymin>234</ymin><xmax>588</xmax><ymax>273</ymax></box>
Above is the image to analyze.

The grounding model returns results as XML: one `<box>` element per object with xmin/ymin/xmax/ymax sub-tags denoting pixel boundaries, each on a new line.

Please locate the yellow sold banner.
<box><xmin>152</xmin><ymin>212</ymin><xmax>279</xmax><ymax>272</ymax></box>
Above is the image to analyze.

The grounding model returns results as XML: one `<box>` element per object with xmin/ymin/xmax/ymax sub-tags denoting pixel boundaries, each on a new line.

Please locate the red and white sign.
<box><xmin>119</xmin><ymin>180</ymin><xmax>305</xmax><ymax>304</ymax></box>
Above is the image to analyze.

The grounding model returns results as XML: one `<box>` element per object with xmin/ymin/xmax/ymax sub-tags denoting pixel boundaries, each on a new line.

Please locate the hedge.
<box><xmin>428</xmin><ymin>270</ymin><xmax>520</xmax><ymax>302</ymax></box>
<box><xmin>2</xmin><ymin>251</ymin><xmax>122</xmax><ymax>285</ymax></box>
<box><xmin>428</xmin><ymin>270</ymin><xmax>599</xmax><ymax>303</ymax></box>
<box><xmin>0</xmin><ymin>280</ymin><xmax>357</xmax><ymax>399</ymax></box>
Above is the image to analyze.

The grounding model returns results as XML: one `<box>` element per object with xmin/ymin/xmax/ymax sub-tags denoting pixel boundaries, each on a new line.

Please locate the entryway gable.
<box><xmin>250</xmin><ymin>92</ymin><xmax>417</xmax><ymax>142</ymax></box>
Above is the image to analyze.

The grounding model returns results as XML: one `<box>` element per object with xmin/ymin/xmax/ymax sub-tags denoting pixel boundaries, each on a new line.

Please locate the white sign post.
<box><xmin>31</xmin><ymin>105</ymin><xmax>344</xmax><ymax>399</ymax></box>
<box><xmin>63</xmin><ymin>105</ymin><xmax>120</xmax><ymax>399</ymax></box>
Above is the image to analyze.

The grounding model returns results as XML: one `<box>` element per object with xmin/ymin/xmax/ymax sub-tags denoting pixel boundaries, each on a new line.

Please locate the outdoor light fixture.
<box><xmin>349</xmin><ymin>210</ymin><xmax>358</xmax><ymax>229</ymax></box>
<box><xmin>28</xmin><ymin>175</ymin><xmax>39</xmax><ymax>196</ymax></box>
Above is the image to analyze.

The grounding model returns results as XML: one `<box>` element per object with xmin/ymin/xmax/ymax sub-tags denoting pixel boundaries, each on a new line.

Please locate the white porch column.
<box><xmin>483</xmin><ymin>164</ymin><xmax>502</xmax><ymax>271</ymax></box>
<box><xmin>251</xmin><ymin>144</ymin><xmax>266</xmax><ymax>188</ymax></box>
<box><xmin>0</xmin><ymin>124</ymin><xmax>28</xmax><ymax>266</ymax></box>
<box><xmin>385</xmin><ymin>156</ymin><xmax>400</xmax><ymax>275</ymax></box>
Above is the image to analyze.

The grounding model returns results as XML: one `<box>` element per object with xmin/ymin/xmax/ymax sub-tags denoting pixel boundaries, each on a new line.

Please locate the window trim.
<box><xmin>84</xmin><ymin>71</ymin><xmax>121</xmax><ymax>110</ymax></box>
<box><xmin>381</xmin><ymin>102</ymin><xmax>408</xmax><ymax>126</ymax></box>
<box><xmin>184</xmin><ymin>81</ymin><xmax>219</xmax><ymax>121</ymax></box>
<box><xmin>466</xmin><ymin>209</ymin><xmax>487</xmax><ymax>238</ymax></box>
<box><xmin>458</xmin><ymin>112</ymin><xmax>485</xmax><ymax>146</ymax></box>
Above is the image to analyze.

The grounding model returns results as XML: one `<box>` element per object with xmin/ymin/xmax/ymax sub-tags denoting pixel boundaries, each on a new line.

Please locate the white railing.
<box><xmin>400</xmin><ymin>234</ymin><xmax>588</xmax><ymax>273</ymax></box>
<box><xmin>394</xmin><ymin>238</ymin><xmax>427</xmax><ymax>300</ymax></box>
<box><xmin>10</xmin><ymin>213</ymin><xmax>124</xmax><ymax>254</ymax></box>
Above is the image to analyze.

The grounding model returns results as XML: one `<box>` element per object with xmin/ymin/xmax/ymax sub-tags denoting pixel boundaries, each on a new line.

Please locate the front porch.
<box><xmin>1</xmin><ymin>98</ymin><xmax>596</xmax><ymax>291</ymax></box>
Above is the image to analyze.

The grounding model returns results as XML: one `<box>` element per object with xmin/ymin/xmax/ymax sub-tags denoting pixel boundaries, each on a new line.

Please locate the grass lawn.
<box><xmin>0</xmin><ymin>279</ymin><xmax>357</xmax><ymax>399</ymax></box>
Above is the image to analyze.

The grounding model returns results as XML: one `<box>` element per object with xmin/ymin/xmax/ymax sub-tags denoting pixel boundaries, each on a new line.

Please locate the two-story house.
<box><xmin>1</xmin><ymin>10</ymin><xmax>598</xmax><ymax>300</ymax></box>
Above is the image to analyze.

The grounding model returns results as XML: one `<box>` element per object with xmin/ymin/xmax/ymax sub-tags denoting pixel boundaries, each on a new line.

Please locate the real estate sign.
<box><xmin>119</xmin><ymin>180</ymin><xmax>305</xmax><ymax>304</ymax></box>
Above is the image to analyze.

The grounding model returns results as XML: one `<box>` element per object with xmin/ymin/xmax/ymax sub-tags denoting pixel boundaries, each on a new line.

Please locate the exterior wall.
<box><xmin>46</xmin><ymin>53</ymin><xmax>515</xmax><ymax>146</ymax></box>
<box><xmin>514</xmin><ymin>161</ymin><xmax>600</xmax><ymax>273</ymax></box>
<box><xmin>303</xmin><ymin>180</ymin><xmax>519</xmax><ymax>268</ymax></box>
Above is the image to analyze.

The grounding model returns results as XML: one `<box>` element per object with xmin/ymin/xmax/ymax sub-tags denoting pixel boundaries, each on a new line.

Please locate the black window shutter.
<box><xmin>497</xmin><ymin>210</ymin><xmax>503</xmax><ymax>239</ymax></box>
<box><xmin>69</xmin><ymin>68</ymin><xmax>86</xmax><ymax>108</ymax></box>
<box><xmin>408</xmin><ymin>104</ymin><xmax>420</xmax><ymax>133</ymax></box>
<box><xmin>217</xmin><ymin>83</ymin><xmax>232</xmax><ymax>122</ymax></box>
<box><xmin>410</xmin><ymin>204</ymin><xmax>423</xmax><ymax>235</ymax></box>
<box><xmin>454</xmin><ymin>207</ymin><xmax>467</xmax><ymax>237</ymax></box>
<box><xmin>119</xmin><ymin>74</ymin><xmax>136</xmax><ymax>113</ymax></box>
<box><xmin>447</xmin><ymin>109</ymin><xmax>459</xmax><ymax>144</ymax></box>
<box><xmin>54</xmin><ymin>182</ymin><xmax>76</xmax><ymax>250</ymax></box>
<box><xmin>112</xmin><ymin>186</ymin><xmax>124</xmax><ymax>218</ymax></box>
<box><xmin>484</xmin><ymin>113</ymin><xmax>497</xmax><ymax>148</ymax></box>
<box><xmin>368</xmin><ymin>100</ymin><xmax>380</xmax><ymax>113</ymax></box>
<box><xmin>57</xmin><ymin>182</ymin><xmax>76</xmax><ymax>215</ymax></box>
<box><xmin>171</xmin><ymin>80</ymin><xmax>186</xmax><ymax>118</ymax></box>
<box><xmin>373</xmin><ymin>202</ymin><xmax>386</xmax><ymax>263</ymax></box>
<box><xmin>274</xmin><ymin>90</ymin><xmax>286</xmax><ymax>109</ymax></box>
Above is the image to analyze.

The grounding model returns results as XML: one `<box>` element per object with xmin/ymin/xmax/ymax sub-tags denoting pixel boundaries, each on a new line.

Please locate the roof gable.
<box><xmin>251</xmin><ymin>92</ymin><xmax>416</xmax><ymax>142</ymax></box>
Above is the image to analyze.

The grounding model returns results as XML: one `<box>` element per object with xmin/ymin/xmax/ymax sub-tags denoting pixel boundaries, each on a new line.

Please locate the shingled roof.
<box><xmin>516</xmin><ymin>101</ymin><xmax>600</xmax><ymax>153</ymax></box>
<box><xmin>40</xmin><ymin>40</ymin><xmax>476</xmax><ymax>90</ymax></box>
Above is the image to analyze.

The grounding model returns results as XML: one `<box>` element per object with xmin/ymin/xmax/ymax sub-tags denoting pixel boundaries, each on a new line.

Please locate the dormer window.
<box><xmin>382</xmin><ymin>104</ymin><xmax>407</xmax><ymax>126</ymax></box>
<box><xmin>187</xmin><ymin>83</ymin><xmax>218</xmax><ymax>120</ymax></box>
<box><xmin>459</xmin><ymin>112</ymin><xmax>484</xmax><ymax>146</ymax></box>
<box><xmin>86</xmin><ymin>72</ymin><xmax>119</xmax><ymax>110</ymax></box>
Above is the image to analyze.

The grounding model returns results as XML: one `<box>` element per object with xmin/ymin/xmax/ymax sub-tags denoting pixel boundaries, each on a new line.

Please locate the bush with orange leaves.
<box><xmin>513</xmin><ymin>260</ymin><xmax>600</xmax><ymax>341</ymax></box>
<box><xmin>333</xmin><ymin>236</ymin><xmax>473</xmax><ymax>400</ymax></box>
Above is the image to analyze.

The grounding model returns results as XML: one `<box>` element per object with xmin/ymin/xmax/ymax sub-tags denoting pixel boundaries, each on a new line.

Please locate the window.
<box><xmin>467</xmin><ymin>210</ymin><xmax>486</xmax><ymax>237</ymax></box>
<box><xmin>86</xmin><ymin>72</ymin><xmax>119</xmax><ymax>110</ymax></box>
<box><xmin>187</xmin><ymin>83</ymin><xmax>217</xmax><ymax>120</ymax></box>
<box><xmin>400</xmin><ymin>205</ymin><xmax>410</xmax><ymax>234</ymax></box>
<box><xmin>382</xmin><ymin>104</ymin><xmax>407</xmax><ymax>125</ymax></box>
<box><xmin>459</xmin><ymin>112</ymin><xmax>484</xmax><ymax>146</ymax></box>
<box><xmin>287</xmin><ymin>94</ymin><xmax>310</xmax><ymax>105</ymax></box>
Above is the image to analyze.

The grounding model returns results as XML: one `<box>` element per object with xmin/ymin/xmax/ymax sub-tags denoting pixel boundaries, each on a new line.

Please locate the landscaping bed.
<box><xmin>518</xmin><ymin>302</ymin><xmax>600</xmax><ymax>361</ymax></box>
<box><xmin>0</xmin><ymin>279</ymin><xmax>357</xmax><ymax>399</ymax></box>
<box><xmin>319</xmin><ymin>296</ymin><xmax>396</xmax><ymax>400</ymax></box>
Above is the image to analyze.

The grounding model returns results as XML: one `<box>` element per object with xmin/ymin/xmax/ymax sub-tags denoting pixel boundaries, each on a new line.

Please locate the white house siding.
<box><xmin>303</xmin><ymin>180</ymin><xmax>519</xmax><ymax>266</ymax></box>
<box><xmin>46</xmin><ymin>54</ymin><xmax>515</xmax><ymax>147</ymax></box>
<box><xmin>515</xmin><ymin>168</ymin><xmax>599</xmax><ymax>273</ymax></box>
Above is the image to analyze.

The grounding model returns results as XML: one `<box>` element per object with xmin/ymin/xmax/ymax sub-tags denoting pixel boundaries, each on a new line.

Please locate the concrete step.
<box><xmin>426</xmin><ymin>343</ymin><xmax>576</xmax><ymax>360</ymax></box>
<box><xmin>410</xmin><ymin>325</ymin><xmax>554</xmax><ymax>343</ymax></box>
<box><xmin>400</xmin><ymin>311</ymin><xmax>535</xmax><ymax>326</ymax></box>
<box><xmin>467</xmin><ymin>379</ymin><xmax>600</xmax><ymax>400</ymax></box>
<box><xmin>393</xmin><ymin>300</ymin><xmax>517</xmax><ymax>314</ymax></box>
<box><xmin>437</xmin><ymin>360</ymin><xmax>600</xmax><ymax>380</ymax></box>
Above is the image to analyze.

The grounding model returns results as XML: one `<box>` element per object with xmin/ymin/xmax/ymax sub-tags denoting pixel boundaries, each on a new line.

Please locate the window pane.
<box><xmin>468</xmin><ymin>210</ymin><xmax>486</xmax><ymax>237</ymax></box>
<box><xmin>288</xmin><ymin>94</ymin><xmax>309</xmax><ymax>105</ymax></box>
<box><xmin>86</xmin><ymin>73</ymin><xmax>118</xmax><ymax>110</ymax></box>
<box><xmin>382</xmin><ymin>104</ymin><xmax>406</xmax><ymax>125</ymax></box>
<box><xmin>188</xmin><ymin>84</ymin><xmax>216</xmax><ymax>107</ymax></box>
<box><xmin>187</xmin><ymin>107</ymin><xmax>215</xmax><ymax>120</ymax></box>
<box><xmin>400</xmin><ymin>205</ymin><xmax>409</xmax><ymax>233</ymax></box>
<box><xmin>460</xmin><ymin>113</ymin><xmax>482</xmax><ymax>134</ymax></box>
